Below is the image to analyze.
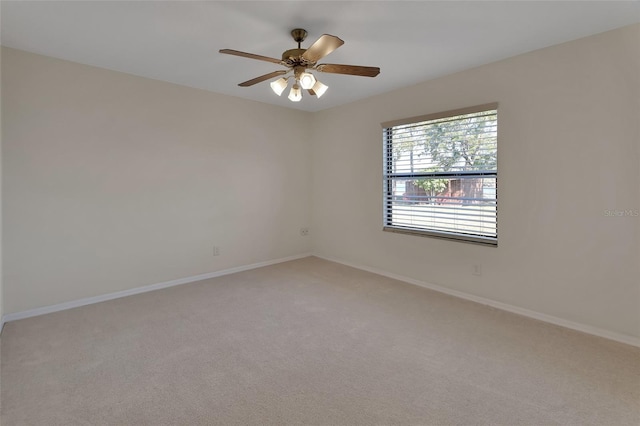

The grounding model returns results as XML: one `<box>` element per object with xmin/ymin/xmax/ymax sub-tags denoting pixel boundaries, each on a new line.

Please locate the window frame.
<box><xmin>381</xmin><ymin>103</ymin><xmax>498</xmax><ymax>246</ymax></box>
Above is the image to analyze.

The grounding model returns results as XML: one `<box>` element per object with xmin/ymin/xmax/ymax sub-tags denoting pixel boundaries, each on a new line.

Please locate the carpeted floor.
<box><xmin>1</xmin><ymin>256</ymin><xmax>639</xmax><ymax>425</ymax></box>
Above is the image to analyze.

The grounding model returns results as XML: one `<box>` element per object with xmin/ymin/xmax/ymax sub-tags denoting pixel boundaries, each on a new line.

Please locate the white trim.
<box><xmin>2</xmin><ymin>253</ymin><xmax>312</xmax><ymax>324</ymax></box>
<box><xmin>3</xmin><ymin>251</ymin><xmax>638</xmax><ymax>348</ymax></box>
<box><xmin>314</xmin><ymin>254</ymin><xmax>640</xmax><ymax>348</ymax></box>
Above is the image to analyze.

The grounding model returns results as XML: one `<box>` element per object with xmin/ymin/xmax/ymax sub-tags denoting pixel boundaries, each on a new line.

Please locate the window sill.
<box><xmin>383</xmin><ymin>226</ymin><xmax>498</xmax><ymax>246</ymax></box>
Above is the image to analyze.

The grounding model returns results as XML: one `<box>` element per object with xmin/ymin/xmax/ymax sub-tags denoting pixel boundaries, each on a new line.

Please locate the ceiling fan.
<box><xmin>219</xmin><ymin>28</ymin><xmax>380</xmax><ymax>102</ymax></box>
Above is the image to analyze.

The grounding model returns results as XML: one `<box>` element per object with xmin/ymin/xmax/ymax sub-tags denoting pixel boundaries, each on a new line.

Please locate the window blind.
<box><xmin>382</xmin><ymin>104</ymin><xmax>498</xmax><ymax>245</ymax></box>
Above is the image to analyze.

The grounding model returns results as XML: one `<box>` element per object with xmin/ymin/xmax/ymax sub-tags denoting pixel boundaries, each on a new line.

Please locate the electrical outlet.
<box><xmin>300</xmin><ymin>227</ymin><xmax>309</xmax><ymax>236</ymax></box>
<box><xmin>213</xmin><ymin>246</ymin><xmax>220</xmax><ymax>256</ymax></box>
<box><xmin>472</xmin><ymin>264</ymin><xmax>482</xmax><ymax>276</ymax></box>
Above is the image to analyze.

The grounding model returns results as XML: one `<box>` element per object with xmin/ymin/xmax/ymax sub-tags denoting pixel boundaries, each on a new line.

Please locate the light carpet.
<box><xmin>1</xmin><ymin>256</ymin><xmax>639</xmax><ymax>425</ymax></box>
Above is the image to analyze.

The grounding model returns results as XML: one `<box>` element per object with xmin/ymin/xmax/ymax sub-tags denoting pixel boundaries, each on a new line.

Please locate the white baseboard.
<box><xmin>2</xmin><ymin>253</ymin><xmax>312</xmax><ymax>325</ymax></box>
<box><xmin>3</xmin><ymin>252</ymin><xmax>638</xmax><ymax>348</ymax></box>
<box><xmin>314</xmin><ymin>254</ymin><xmax>640</xmax><ymax>348</ymax></box>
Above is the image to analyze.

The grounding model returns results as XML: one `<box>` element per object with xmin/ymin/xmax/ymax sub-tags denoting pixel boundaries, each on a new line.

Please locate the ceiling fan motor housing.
<box><xmin>283</xmin><ymin>28</ymin><xmax>315</xmax><ymax>67</ymax></box>
<box><xmin>282</xmin><ymin>48</ymin><xmax>306</xmax><ymax>61</ymax></box>
<box><xmin>282</xmin><ymin>49</ymin><xmax>315</xmax><ymax>68</ymax></box>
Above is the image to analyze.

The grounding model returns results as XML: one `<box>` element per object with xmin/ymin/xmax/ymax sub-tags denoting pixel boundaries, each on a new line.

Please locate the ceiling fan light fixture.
<box><xmin>288</xmin><ymin>83</ymin><xmax>302</xmax><ymax>102</ymax></box>
<box><xmin>299</xmin><ymin>71</ymin><xmax>316</xmax><ymax>90</ymax></box>
<box><xmin>270</xmin><ymin>77</ymin><xmax>289</xmax><ymax>96</ymax></box>
<box><xmin>221</xmin><ymin>28</ymin><xmax>379</xmax><ymax>103</ymax></box>
<box><xmin>311</xmin><ymin>80</ymin><xmax>328</xmax><ymax>98</ymax></box>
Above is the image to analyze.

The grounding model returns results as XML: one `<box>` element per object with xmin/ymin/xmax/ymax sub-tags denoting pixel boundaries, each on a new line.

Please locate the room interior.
<box><xmin>0</xmin><ymin>1</ymin><xmax>639</xmax><ymax>424</ymax></box>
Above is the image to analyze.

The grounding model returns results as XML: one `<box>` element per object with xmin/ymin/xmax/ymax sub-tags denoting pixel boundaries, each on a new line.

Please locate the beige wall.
<box><xmin>2</xmin><ymin>47</ymin><xmax>312</xmax><ymax>314</ymax></box>
<box><xmin>311</xmin><ymin>24</ymin><xmax>640</xmax><ymax>338</ymax></box>
<box><xmin>0</xmin><ymin>22</ymin><xmax>3</xmax><ymax>328</ymax></box>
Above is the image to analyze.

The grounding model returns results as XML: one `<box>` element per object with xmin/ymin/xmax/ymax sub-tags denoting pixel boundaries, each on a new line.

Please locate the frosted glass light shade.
<box><xmin>270</xmin><ymin>78</ymin><xmax>288</xmax><ymax>96</ymax></box>
<box><xmin>299</xmin><ymin>72</ymin><xmax>316</xmax><ymax>90</ymax></box>
<box><xmin>311</xmin><ymin>81</ymin><xmax>328</xmax><ymax>98</ymax></box>
<box><xmin>288</xmin><ymin>83</ymin><xmax>302</xmax><ymax>102</ymax></box>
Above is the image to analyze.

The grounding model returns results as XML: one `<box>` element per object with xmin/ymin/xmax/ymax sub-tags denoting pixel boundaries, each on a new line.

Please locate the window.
<box><xmin>382</xmin><ymin>103</ymin><xmax>498</xmax><ymax>245</ymax></box>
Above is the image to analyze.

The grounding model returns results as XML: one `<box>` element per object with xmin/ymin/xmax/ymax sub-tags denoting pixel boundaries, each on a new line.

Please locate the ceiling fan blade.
<box><xmin>238</xmin><ymin>70</ymin><xmax>287</xmax><ymax>87</ymax></box>
<box><xmin>219</xmin><ymin>49</ymin><xmax>283</xmax><ymax>65</ymax></box>
<box><xmin>316</xmin><ymin>63</ymin><xmax>380</xmax><ymax>77</ymax></box>
<box><xmin>302</xmin><ymin>34</ymin><xmax>344</xmax><ymax>63</ymax></box>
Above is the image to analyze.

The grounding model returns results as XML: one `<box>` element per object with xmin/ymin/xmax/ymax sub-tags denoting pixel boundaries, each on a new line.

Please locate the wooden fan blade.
<box><xmin>219</xmin><ymin>49</ymin><xmax>283</xmax><ymax>65</ymax></box>
<box><xmin>238</xmin><ymin>70</ymin><xmax>287</xmax><ymax>87</ymax></box>
<box><xmin>316</xmin><ymin>63</ymin><xmax>380</xmax><ymax>77</ymax></box>
<box><xmin>301</xmin><ymin>35</ymin><xmax>344</xmax><ymax>63</ymax></box>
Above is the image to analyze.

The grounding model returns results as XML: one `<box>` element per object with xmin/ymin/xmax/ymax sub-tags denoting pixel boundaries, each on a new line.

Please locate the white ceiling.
<box><xmin>1</xmin><ymin>1</ymin><xmax>639</xmax><ymax>112</ymax></box>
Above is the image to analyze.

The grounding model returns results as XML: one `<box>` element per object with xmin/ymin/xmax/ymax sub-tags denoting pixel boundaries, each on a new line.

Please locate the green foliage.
<box><xmin>390</xmin><ymin>112</ymin><xmax>497</xmax><ymax>173</ymax></box>
<box><xmin>421</xmin><ymin>113</ymin><xmax>497</xmax><ymax>171</ymax></box>
<box><xmin>414</xmin><ymin>170</ymin><xmax>447</xmax><ymax>196</ymax></box>
<box><xmin>389</xmin><ymin>111</ymin><xmax>496</xmax><ymax>204</ymax></box>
